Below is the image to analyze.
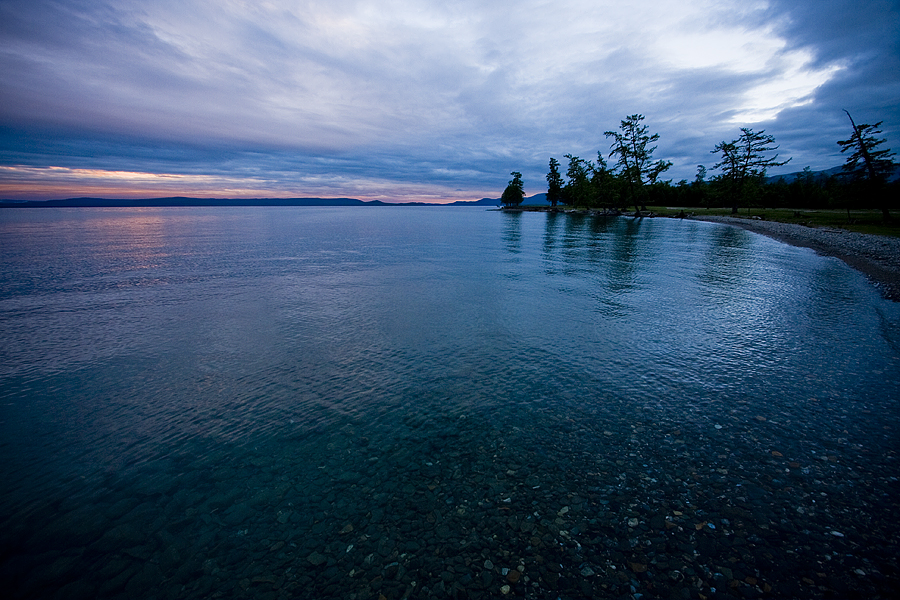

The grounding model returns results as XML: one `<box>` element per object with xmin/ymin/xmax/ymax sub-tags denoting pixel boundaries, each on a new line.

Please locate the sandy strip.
<box><xmin>689</xmin><ymin>215</ymin><xmax>900</xmax><ymax>301</ymax></box>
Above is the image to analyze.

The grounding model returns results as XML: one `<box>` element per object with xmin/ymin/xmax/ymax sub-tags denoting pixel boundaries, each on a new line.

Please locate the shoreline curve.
<box><xmin>689</xmin><ymin>215</ymin><xmax>900</xmax><ymax>302</ymax></box>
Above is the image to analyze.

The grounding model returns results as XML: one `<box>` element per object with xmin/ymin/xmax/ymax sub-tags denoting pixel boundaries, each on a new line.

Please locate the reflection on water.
<box><xmin>701</xmin><ymin>224</ymin><xmax>754</xmax><ymax>295</ymax></box>
<box><xmin>1</xmin><ymin>207</ymin><xmax>899</xmax><ymax>599</ymax></box>
<box><xmin>608</xmin><ymin>217</ymin><xmax>644</xmax><ymax>294</ymax></box>
<box><xmin>540</xmin><ymin>211</ymin><xmax>561</xmax><ymax>259</ymax></box>
<box><xmin>502</xmin><ymin>210</ymin><xmax>522</xmax><ymax>254</ymax></box>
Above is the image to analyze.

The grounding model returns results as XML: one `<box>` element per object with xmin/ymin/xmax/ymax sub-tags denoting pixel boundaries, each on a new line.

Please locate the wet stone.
<box><xmin>223</xmin><ymin>503</ymin><xmax>253</xmax><ymax>526</ymax></box>
<box><xmin>481</xmin><ymin>570</ymin><xmax>493</xmax><ymax>588</ymax></box>
<box><xmin>5</xmin><ymin>379</ymin><xmax>900</xmax><ymax>600</ymax></box>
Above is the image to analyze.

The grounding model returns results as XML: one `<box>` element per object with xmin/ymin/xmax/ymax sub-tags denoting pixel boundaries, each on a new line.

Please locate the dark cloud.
<box><xmin>756</xmin><ymin>0</ymin><xmax>900</xmax><ymax>169</ymax></box>
<box><xmin>1</xmin><ymin>0</ymin><xmax>898</xmax><ymax>200</ymax></box>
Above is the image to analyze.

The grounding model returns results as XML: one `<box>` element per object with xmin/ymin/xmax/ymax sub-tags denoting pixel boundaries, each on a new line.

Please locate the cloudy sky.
<box><xmin>1</xmin><ymin>0</ymin><xmax>898</xmax><ymax>202</ymax></box>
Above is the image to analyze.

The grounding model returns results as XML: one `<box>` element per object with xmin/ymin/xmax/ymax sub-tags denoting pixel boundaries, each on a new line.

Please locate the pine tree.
<box><xmin>837</xmin><ymin>110</ymin><xmax>896</xmax><ymax>220</ymax></box>
<box><xmin>546</xmin><ymin>158</ymin><xmax>564</xmax><ymax>207</ymax></box>
<box><xmin>501</xmin><ymin>171</ymin><xmax>525</xmax><ymax>208</ymax></box>
<box><xmin>711</xmin><ymin>128</ymin><xmax>790</xmax><ymax>214</ymax></box>
<box><xmin>605</xmin><ymin>114</ymin><xmax>671</xmax><ymax>212</ymax></box>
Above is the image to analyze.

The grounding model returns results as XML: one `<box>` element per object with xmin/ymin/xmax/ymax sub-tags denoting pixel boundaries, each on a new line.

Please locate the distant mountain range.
<box><xmin>767</xmin><ymin>165</ymin><xmax>900</xmax><ymax>183</ymax></box>
<box><xmin>0</xmin><ymin>196</ymin><xmax>501</xmax><ymax>208</ymax></box>
<box><xmin>477</xmin><ymin>193</ymin><xmax>550</xmax><ymax>206</ymax></box>
<box><xmin>765</xmin><ymin>166</ymin><xmax>844</xmax><ymax>183</ymax></box>
<box><xmin>521</xmin><ymin>193</ymin><xmax>550</xmax><ymax>205</ymax></box>
<box><xmin>5</xmin><ymin>165</ymin><xmax>895</xmax><ymax>209</ymax></box>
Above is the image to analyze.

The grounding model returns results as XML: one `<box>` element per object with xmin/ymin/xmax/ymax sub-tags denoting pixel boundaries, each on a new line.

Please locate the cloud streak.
<box><xmin>1</xmin><ymin>0</ymin><xmax>897</xmax><ymax>200</ymax></box>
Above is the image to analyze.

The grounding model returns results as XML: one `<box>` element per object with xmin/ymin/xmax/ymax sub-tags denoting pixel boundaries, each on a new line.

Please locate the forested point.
<box><xmin>502</xmin><ymin>113</ymin><xmax>899</xmax><ymax>221</ymax></box>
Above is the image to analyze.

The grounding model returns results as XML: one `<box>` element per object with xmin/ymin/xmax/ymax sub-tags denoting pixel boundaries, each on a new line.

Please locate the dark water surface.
<box><xmin>1</xmin><ymin>207</ymin><xmax>898</xmax><ymax>599</ymax></box>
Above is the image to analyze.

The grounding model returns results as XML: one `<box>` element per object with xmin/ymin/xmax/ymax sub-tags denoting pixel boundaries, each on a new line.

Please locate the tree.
<box><xmin>546</xmin><ymin>158</ymin><xmax>564</xmax><ymax>207</ymax></box>
<box><xmin>563</xmin><ymin>154</ymin><xmax>594</xmax><ymax>206</ymax></box>
<box><xmin>501</xmin><ymin>171</ymin><xmax>525</xmax><ymax>208</ymax></box>
<box><xmin>590</xmin><ymin>153</ymin><xmax>622</xmax><ymax>209</ymax></box>
<box><xmin>837</xmin><ymin>110</ymin><xmax>897</xmax><ymax>220</ymax></box>
<box><xmin>796</xmin><ymin>167</ymin><xmax>824</xmax><ymax>206</ymax></box>
<box><xmin>711</xmin><ymin>128</ymin><xmax>790</xmax><ymax>214</ymax></box>
<box><xmin>694</xmin><ymin>165</ymin><xmax>707</xmax><ymax>185</ymax></box>
<box><xmin>605</xmin><ymin>114</ymin><xmax>671</xmax><ymax>212</ymax></box>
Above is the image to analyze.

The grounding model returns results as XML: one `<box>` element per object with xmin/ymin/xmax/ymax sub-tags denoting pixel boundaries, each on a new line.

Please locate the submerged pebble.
<box><xmin>2</xmin><ymin>210</ymin><xmax>898</xmax><ymax>599</ymax></box>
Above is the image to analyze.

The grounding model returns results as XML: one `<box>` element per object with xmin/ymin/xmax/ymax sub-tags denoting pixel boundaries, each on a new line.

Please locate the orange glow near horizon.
<box><xmin>0</xmin><ymin>166</ymin><xmax>489</xmax><ymax>204</ymax></box>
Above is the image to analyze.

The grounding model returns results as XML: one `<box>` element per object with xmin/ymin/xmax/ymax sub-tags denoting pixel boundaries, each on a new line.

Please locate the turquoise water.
<box><xmin>1</xmin><ymin>207</ymin><xmax>898</xmax><ymax>599</ymax></box>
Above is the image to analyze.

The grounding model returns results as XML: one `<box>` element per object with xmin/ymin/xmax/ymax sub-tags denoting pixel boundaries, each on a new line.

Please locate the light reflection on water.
<box><xmin>1</xmin><ymin>206</ymin><xmax>896</xmax><ymax>474</ymax></box>
<box><xmin>1</xmin><ymin>207</ymin><xmax>898</xmax><ymax>598</ymax></box>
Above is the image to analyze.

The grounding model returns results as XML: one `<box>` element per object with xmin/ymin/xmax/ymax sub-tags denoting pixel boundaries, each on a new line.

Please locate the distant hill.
<box><xmin>765</xmin><ymin>166</ymin><xmax>843</xmax><ymax>183</ymax></box>
<box><xmin>478</xmin><ymin>193</ymin><xmax>549</xmax><ymax>206</ymax></box>
<box><xmin>447</xmin><ymin>197</ymin><xmax>500</xmax><ymax>206</ymax></box>
<box><xmin>766</xmin><ymin>165</ymin><xmax>900</xmax><ymax>183</ymax></box>
<box><xmin>523</xmin><ymin>193</ymin><xmax>550</xmax><ymax>206</ymax></box>
<box><xmin>0</xmin><ymin>197</ymin><xmax>370</xmax><ymax>208</ymax></box>
<box><xmin>0</xmin><ymin>196</ymin><xmax>503</xmax><ymax>208</ymax></box>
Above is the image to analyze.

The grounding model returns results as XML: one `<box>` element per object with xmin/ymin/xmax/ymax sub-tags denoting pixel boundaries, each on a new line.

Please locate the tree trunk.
<box><xmin>730</xmin><ymin>178</ymin><xmax>741</xmax><ymax>214</ymax></box>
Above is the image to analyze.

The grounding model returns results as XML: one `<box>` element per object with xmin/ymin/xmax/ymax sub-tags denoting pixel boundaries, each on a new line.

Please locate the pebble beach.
<box><xmin>8</xmin><ymin>397</ymin><xmax>897</xmax><ymax>600</ymax></box>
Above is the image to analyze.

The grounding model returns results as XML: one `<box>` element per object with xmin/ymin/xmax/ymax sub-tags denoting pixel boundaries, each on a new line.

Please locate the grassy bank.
<box><xmin>650</xmin><ymin>207</ymin><xmax>900</xmax><ymax>237</ymax></box>
<box><xmin>509</xmin><ymin>204</ymin><xmax>899</xmax><ymax>237</ymax></box>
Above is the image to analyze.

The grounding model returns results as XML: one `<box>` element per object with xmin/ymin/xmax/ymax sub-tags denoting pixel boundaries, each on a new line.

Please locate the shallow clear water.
<box><xmin>1</xmin><ymin>207</ymin><xmax>899</xmax><ymax>599</ymax></box>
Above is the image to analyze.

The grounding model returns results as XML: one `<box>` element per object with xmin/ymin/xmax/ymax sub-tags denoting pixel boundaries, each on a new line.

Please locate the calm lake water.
<box><xmin>1</xmin><ymin>207</ymin><xmax>899</xmax><ymax>599</ymax></box>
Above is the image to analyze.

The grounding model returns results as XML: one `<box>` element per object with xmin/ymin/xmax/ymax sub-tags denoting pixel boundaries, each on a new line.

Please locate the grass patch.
<box><xmin>650</xmin><ymin>207</ymin><xmax>900</xmax><ymax>237</ymax></box>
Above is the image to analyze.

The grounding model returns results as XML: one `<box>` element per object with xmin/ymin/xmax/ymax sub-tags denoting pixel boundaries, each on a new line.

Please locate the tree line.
<box><xmin>501</xmin><ymin>112</ymin><xmax>898</xmax><ymax>220</ymax></box>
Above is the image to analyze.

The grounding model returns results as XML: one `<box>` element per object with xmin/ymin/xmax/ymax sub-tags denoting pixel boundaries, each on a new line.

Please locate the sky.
<box><xmin>1</xmin><ymin>0</ymin><xmax>898</xmax><ymax>202</ymax></box>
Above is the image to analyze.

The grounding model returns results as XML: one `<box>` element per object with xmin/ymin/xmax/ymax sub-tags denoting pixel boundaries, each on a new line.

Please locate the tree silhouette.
<box><xmin>591</xmin><ymin>153</ymin><xmax>621</xmax><ymax>210</ymax></box>
<box><xmin>712</xmin><ymin>128</ymin><xmax>790</xmax><ymax>214</ymax></box>
<box><xmin>605</xmin><ymin>114</ymin><xmax>671</xmax><ymax>212</ymax></box>
<box><xmin>563</xmin><ymin>154</ymin><xmax>593</xmax><ymax>207</ymax></box>
<box><xmin>501</xmin><ymin>171</ymin><xmax>525</xmax><ymax>208</ymax></box>
<box><xmin>546</xmin><ymin>158</ymin><xmax>564</xmax><ymax>207</ymax></box>
<box><xmin>837</xmin><ymin>110</ymin><xmax>896</xmax><ymax>220</ymax></box>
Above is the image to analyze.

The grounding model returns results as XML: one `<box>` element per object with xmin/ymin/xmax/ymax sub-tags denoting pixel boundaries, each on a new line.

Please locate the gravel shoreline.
<box><xmin>689</xmin><ymin>215</ymin><xmax>900</xmax><ymax>301</ymax></box>
<box><xmin>7</xmin><ymin>399</ymin><xmax>899</xmax><ymax>600</ymax></box>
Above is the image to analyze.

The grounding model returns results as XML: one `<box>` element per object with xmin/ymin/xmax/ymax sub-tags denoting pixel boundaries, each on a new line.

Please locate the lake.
<box><xmin>1</xmin><ymin>207</ymin><xmax>898</xmax><ymax>599</ymax></box>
